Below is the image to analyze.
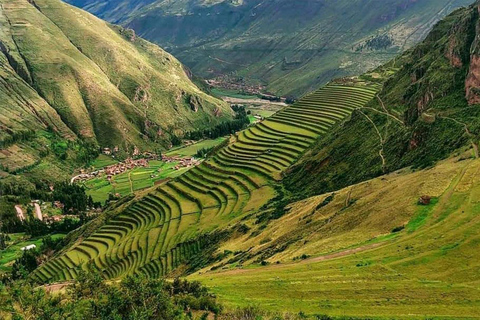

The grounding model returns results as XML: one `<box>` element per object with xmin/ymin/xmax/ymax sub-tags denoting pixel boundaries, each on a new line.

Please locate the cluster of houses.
<box><xmin>206</xmin><ymin>78</ymin><xmax>266</xmax><ymax>96</ymax></box>
<box><xmin>71</xmin><ymin>158</ymin><xmax>151</xmax><ymax>183</ymax></box>
<box><xmin>71</xmin><ymin>153</ymin><xmax>202</xmax><ymax>185</ymax></box>
<box><xmin>105</xmin><ymin>158</ymin><xmax>149</xmax><ymax>181</ymax></box>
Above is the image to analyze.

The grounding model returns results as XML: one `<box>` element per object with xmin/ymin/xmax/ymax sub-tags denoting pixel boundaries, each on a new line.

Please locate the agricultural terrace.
<box><xmin>31</xmin><ymin>81</ymin><xmax>381</xmax><ymax>283</ymax></box>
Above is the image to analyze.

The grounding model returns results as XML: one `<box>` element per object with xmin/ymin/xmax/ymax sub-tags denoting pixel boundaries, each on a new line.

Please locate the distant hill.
<box><xmin>66</xmin><ymin>0</ymin><xmax>474</xmax><ymax>97</ymax></box>
<box><xmin>0</xmin><ymin>0</ymin><xmax>231</xmax><ymax>181</ymax></box>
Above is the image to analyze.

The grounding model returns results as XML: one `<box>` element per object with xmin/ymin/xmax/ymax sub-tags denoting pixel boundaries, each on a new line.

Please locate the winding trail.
<box><xmin>440</xmin><ymin>115</ymin><xmax>479</xmax><ymax>159</ymax></box>
<box><xmin>358</xmin><ymin>110</ymin><xmax>386</xmax><ymax>172</ymax></box>
<box><xmin>212</xmin><ymin>242</ymin><xmax>384</xmax><ymax>277</ymax></box>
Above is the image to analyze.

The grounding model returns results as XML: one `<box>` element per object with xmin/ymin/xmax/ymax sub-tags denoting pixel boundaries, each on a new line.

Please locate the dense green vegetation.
<box><xmin>185</xmin><ymin>106</ymin><xmax>249</xmax><ymax>141</ymax></box>
<box><xmin>1</xmin><ymin>272</ymin><xmax>222</xmax><ymax>319</ymax></box>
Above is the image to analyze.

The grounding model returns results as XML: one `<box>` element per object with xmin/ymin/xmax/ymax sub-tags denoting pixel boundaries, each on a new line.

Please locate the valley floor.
<box><xmin>190</xmin><ymin>153</ymin><xmax>480</xmax><ymax>318</ymax></box>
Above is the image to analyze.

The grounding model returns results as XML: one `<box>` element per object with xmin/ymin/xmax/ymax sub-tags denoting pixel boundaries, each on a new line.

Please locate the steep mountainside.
<box><xmin>285</xmin><ymin>1</ymin><xmax>480</xmax><ymax>199</ymax></box>
<box><xmin>0</xmin><ymin>0</ymin><xmax>231</xmax><ymax>177</ymax></box>
<box><xmin>67</xmin><ymin>0</ymin><xmax>473</xmax><ymax>96</ymax></box>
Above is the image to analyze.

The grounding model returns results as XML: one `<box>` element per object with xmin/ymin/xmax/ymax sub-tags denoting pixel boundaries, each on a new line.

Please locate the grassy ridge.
<box><xmin>285</xmin><ymin>3</ymin><xmax>480</xmax><ymax>200</ymax></box>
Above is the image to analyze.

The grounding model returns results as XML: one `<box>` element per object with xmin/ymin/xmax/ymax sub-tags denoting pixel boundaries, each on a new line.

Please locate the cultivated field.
<box><xmin>84</xmin><ymin>161</ymin><xmax>190</xmax><ymax>204</ymax></box>
<box><xmin>31</xmin><ymin>80</ymin><xmax>380</xmax><ymax>284</ymax></box>
<box><xmin>84</xmin><ymin>139</ymin><xmax>227</xmax><ymax>203</ymax></box>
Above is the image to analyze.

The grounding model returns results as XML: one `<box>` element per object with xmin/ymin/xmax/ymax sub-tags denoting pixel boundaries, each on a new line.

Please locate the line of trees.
<box><xmin>184</xmin><ymin>105</ymin><xmax>249</xmax><ymax>141</ymax></box>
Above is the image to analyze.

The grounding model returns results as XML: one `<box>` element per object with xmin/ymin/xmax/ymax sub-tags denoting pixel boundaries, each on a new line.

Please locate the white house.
<box><xmin>20</xmin><ymin>244</ymin><xmax>36</xmax><ymax>251</ymax></box>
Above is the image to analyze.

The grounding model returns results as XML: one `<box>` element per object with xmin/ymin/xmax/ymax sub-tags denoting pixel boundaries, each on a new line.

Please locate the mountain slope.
<box><xmin>25</xmin><ymin>1</ymin><xmax>480</xmax><ymax>317</ymax></box>
<box><xmin>67</xmin><ymin>0</ymin><xmax>473</xmax><ymax>97</ymax></box>
<box><xmin>0</xmin><ymin>0</ymin><xmax>231</xmax><ymax>176</ymax></box>
<box><xmin>285</xmin><ymin>1</ymin><xmax>480</xmax><ymax>199</ymax></box>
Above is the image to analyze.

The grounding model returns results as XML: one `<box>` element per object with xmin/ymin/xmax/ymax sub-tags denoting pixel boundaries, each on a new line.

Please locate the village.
<box><xmin>71</xmin><ymin>148</ymin><xmax>202</xmax><ymax>184</ymax></box>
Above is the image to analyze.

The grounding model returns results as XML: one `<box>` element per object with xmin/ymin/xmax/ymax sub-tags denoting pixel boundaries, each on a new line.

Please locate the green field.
<box><xmin>247</xmin><ymin>108</ymin><xmax>277</xmax><ymax>118</ymax></box>
<box><xmin>91</xmin><ymin>154</ymin><xmax>118</xmax><ymax>169</ymax></box>
<box><xmin>248</xmin><ymin>115</ymin><xmax>258</xmax><ymax>123</ymax></box>
<box><xmin>212</xmin><ymin>88</ymin><xmax>259</xmax><ymax>100</ymax></box>
<box><xmin>0</xmin><ymin>233</ymin><xmax>66</xmax><ymax>273</ymax></box>
<box><xmin>166</xmin><ymin>138</ymin><xmax>227</xmax><ymax>157</ymax></box>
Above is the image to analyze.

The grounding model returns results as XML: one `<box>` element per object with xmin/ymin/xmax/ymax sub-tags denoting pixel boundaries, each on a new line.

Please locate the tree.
<box><xmin>52</xmin><ymin>182</ymin><xmax>89</xmax><ymax>214</ymax></box>
<box><xmin>11</xmin><ymin>249</ymin><xmax>38</xmax><ymax>280</ymax></box>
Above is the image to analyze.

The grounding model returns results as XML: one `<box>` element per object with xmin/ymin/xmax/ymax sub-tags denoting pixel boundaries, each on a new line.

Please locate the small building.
<box><xmin>21</xmin><ymin>244</ymin><xmax>36</xmax><ymax>251</ymax></box>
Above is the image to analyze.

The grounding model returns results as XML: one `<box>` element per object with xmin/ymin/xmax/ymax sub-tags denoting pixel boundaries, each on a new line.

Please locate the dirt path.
<box><xmin>374</xmin><ymin>96</ymin><xmax>404</xmax><ymax>125</ymax></box>
<box><xmin>431</xmin><ymin>161</ymin><xmax>471</xmax><ymax>220</ymax></box>
<box><xmin>14</xmin><ymin>205</ymin><xmax>25</xmax><ymax>221</ymax></box>
<box><xmin>33</xmin><ymin>203</ymin><xmax>42</xmax><ymax>221</ymax></box>
<box><xmin>306</xmin><ymin>242</ymin><xmax>383</xmax><ymax>263</ymax></box>
<box><xmin>358</xmin><ymin>110</ymin><xmax>386</xmax><ymax>172</ymax></box>
<box><xmin>128</xmin><ymin>171</ymin><xmax>134</xmax><ymax>194</ymax></box>
<box><xmin>440</xmin><ymin>116</ymin><xmax>479</xmax><ymax>159</ymax></box>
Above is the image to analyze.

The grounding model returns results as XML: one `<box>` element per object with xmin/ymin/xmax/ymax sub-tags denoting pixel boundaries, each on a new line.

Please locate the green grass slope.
<box><xmin>30</xmin><ymin>77</ymin><xmax>381</xmax><ymax>283</ymax></box>
<box><xmin>285</xmin><ymin>2</ymin><xmax>480</xmax><ymax>200</ymax></box>
<box><xmin>0</xmin><ymin>0</ymin><xmax>231</xmax><ymax>178</ymax></box>
<box><xmin>67</xmin><ymin>0</ymin><xmax>473</xmax><ymax>97</ymax></box>
<box><xmin>190</xmin><ymin>154</ymin><xmax>480</xmax><ymax>318</ymax></box>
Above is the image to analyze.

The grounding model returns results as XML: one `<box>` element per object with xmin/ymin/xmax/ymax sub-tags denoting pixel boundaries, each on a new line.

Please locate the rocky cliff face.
<box><xmin>465</xmin><ymin>2</ymin><xmax>480</xmax><ymax>105</ymax></box>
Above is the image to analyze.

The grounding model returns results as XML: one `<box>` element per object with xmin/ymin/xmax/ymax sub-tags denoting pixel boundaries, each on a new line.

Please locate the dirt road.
<box><xmin>213</xmin><ymin>242</ymin><xmax>383</xmax><ymax>276</ymax></box>
<box><xmin>34</xmin><ymin>203</ymin><xmax>43</xmax><ymax>221</ymax></box>
<box><xmin>14</xmin><ymin>205</ymin><xmax>25</xmax><ymax>221</ymax></box>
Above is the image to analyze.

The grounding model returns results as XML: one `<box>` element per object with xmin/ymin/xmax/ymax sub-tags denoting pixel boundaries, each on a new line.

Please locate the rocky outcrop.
<box><xmin>465</xmin><ymin>2</ymin><xmax>480</xmax><ymax>104</ymax></box>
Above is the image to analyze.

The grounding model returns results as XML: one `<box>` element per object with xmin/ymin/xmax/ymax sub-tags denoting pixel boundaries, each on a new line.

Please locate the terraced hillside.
<box><xmin>31</xmin><ymin>81</ymin><xmax>381</xmax><ymax>283</ymax></box>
